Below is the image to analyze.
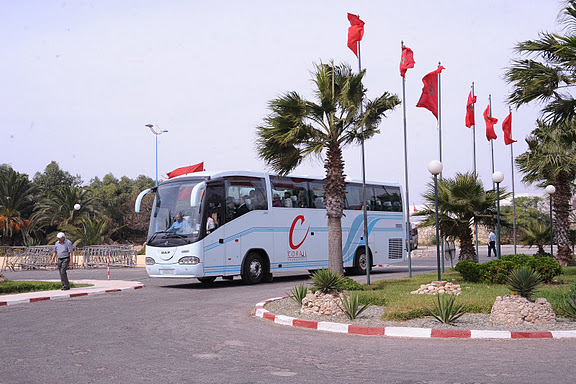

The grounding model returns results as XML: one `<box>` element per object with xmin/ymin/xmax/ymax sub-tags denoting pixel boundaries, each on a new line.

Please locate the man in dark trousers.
<box><xmin>50</xmin><ymin>232</ymin><xmax>74</xmax><ymax>290</ymax></box>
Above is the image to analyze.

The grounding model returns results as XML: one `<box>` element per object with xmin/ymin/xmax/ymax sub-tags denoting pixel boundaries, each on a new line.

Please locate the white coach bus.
<box><xmin>135</xmin><ymin>170</ymin><xmax>406</xmax><ymax>284</ymax></box>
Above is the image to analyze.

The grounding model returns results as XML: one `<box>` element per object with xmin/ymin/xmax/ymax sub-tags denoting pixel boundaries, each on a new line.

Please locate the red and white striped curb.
<box><xmin>255</xmin><ymin>297</ymin><xmax>576</xmax><ymax>339</ymax></box>
<box><xmin>0</xmin><ymin>280</ymin><xmax>144</xmax><ymax>306</ymax></box>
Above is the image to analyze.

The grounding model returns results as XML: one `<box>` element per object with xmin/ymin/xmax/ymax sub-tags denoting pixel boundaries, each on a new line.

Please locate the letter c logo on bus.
<box><xmin>289</xmin><ymin>215</ymin><xmax>310</xmax><ymax>250</ymax></box>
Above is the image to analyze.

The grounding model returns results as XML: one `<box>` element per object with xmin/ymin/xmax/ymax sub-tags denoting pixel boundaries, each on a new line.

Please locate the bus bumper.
<box><xmin>146</xmin><ymin>263</ymin><xmax>204</xmax><ymax>278</ymax></box>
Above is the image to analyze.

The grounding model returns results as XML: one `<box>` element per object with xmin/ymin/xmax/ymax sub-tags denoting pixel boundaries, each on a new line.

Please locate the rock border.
<box><xmin>254</xmin><ymin>296</ymin><xmax>576</xmax><ymax>339</ymax></box>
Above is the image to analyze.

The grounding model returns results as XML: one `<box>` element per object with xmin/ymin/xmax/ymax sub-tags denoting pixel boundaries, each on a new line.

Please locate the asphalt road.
<box><xmin>2</xmin><ymin>246</ymin><xmax>575</xmax><ymax>384</ymax></box>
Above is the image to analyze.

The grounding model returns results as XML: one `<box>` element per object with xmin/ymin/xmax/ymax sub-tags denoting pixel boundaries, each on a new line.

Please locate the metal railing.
<box><xmin>1</xmin><ymin>245</ymin><xmax>137</xmax><ymax>271</ymax></box>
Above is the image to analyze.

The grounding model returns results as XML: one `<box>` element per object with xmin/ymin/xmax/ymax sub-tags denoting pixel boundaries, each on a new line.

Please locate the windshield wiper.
<box><xmin>148</xmin><ymin>231</ymin><xmax>169</xmax><ymax>243</ymax></box>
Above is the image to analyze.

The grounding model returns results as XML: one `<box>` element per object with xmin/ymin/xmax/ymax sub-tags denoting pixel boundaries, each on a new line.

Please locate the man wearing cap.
<box><xmin>51</xmin><ymin>232</ymin><xmax>74</xmax><ymax>290</ymax></box>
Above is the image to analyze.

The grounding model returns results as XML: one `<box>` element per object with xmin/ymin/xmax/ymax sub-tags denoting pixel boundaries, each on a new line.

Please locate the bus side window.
<box><xmin>308</xmin><ymin>181</ymin><xmax>325</xmax><ymax>209</ymax></box>
<box><xmin>203</xmin><ymin>183</ymin><xmax>225</xmax><ymax>235</ymax></box>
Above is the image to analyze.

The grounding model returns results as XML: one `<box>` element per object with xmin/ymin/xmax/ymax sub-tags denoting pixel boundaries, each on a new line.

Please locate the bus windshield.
<box><xmin>147</xmin><ymin>179</ymin><xmax>204</xmax><ymax>247</ymax></box>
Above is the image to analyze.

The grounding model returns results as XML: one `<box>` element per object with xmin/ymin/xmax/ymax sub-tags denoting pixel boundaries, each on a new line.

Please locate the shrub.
<box><xmin>339</xmin><ymin>293</ymin><xmax>371</xmax><ymax>319</ymax></box>
<box><xmin>506</xmin><ymin>266</ymin><xmax>542</xmax><ymax>300</ymax></box>
<box><xmin>560</xmin><ymin>285</ymin><xmax>576</xmax><ymax>318</ymax></box>
<box><xmin>310</xmin><ymin>269</ymin><xmax>345</xmax><ymax>293</ymax></box>
<box><xmin>286</xmin><ymin>284</ymin><xmax>308</xmax><ymax>306</ymax></box>
<box><xmin>425</xmin><ymin>294</ymin><xmax>466</xmax><ymax>325</ymax></box>
<box><xmin>528</xmin><ymin>255</ymin><xmax>563</xmax><ymax>283</ymax></box>
<box><xmin>455</xmin><ymin>260</ymin><xmax>482</xmax><ymax>282</ymax></box>
<box><xmin>480</xmin><ymin>259</ymin><xmax>516</xmax><ymax>284</ymax></box>
<box><xmin>501</xmin><ymin>254</ymin><xmax>532</xmax><ymax>265</ymax></box>
<box><xmin>340</xmin><ymin>277</ymin><xmax>364</xmax><ymax>291</ymax></box>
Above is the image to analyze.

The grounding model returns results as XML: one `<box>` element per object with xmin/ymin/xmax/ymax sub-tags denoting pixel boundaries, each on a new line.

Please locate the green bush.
<box><xmin>506</xmin><ymin>266</ymin><xmax>543</xmax><ymax>300</ymax></box>
<box><xmin>340</xmin><ymin>277</ymin><xmax>364</xmax><ymax>291</ymax></box>
<box><xmin>310</xmin><ymin>269</ymin><xmax>345</xmax><ymax>293</ymax></box>
<box><xmin>528</xmin><ymin>255</ymin><xmax>563</xmax><ymax>283</ymax></box>
<box><xmin>501</xmin><ymin>254</ymin><xmax>532</xmax><ymax>265</ymax></box>
<box><xmin>286</xmin><ymin>284</ymin><xmax>308</xmax><ymax>306</ymax></box>
<box><xmin>339</xmin><ymin>293</ymin><xmax>371</xmax><ymax>320</ymax></box>
<box><xmin>560</xmin><ymin>285</ymin><xmax>576</xmax><ymax>318</ymax></box>
<box><xmin>480</xmin><ymin>259</ymin><xmax>517</xmax><ymax>284</ymax></box>
<box><xmin>425</xmin><ymin>294</ymin><xmax>466</xmax><ymax>325</ymax></box>
<box><xmin>455</xmin><ymin>260</ymin><xmax>482</xmax><ymax>282</ymax></box>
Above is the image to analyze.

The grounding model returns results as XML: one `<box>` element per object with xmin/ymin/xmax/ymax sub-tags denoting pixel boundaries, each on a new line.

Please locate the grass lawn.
<box><xmin>355</xmin><ymin>266</ymin><xmax>576</xmax><ymax>320</ymax></box>
<box><xmin>0</xmin><ymin>280</ymin><xmax>92</xmax><ymax>295</ymax></box>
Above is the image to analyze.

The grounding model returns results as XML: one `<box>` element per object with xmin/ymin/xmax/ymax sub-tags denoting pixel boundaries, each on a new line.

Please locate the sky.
<box><xmin>0</xmin><ymin>0</ymin><xmax>564</xmax><ymax>205</ymax></box>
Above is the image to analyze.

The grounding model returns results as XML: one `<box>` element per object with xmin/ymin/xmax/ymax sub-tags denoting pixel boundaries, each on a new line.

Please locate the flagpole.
<box><xmin>471</xmin><ymin>82</ymin><xmax>479</xmax><ymax>260</ymax></box>
<box><xmin>401</xmin><ymin>41</ymin><xmax>412</xmax><ymax>278</ymax></box>
<box><xmin>489</xmin><ymin>94</ymin><xmax>495</xmax><ymax>190</ymax></box>
<box><xmin>357</xmin><ymin>31</ymin><xmax>370</xmax><ymax>285</ymax></box>
<box><xmin>509</xmin><ymin>106</ymin><xmax>517</xmax><ymax>254</ymax></box>
<box><xmin>438</xmin><ymin>61</ymin><xmax>444</xmax><ymax>273</ymax></box>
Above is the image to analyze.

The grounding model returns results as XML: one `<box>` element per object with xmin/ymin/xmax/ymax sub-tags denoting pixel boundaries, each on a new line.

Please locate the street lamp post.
<box><xmin>146</xmin><ymin>124</ymin><xmax>169</xmax><ymax>187</ymax></box>
<box><xmin>428</xmin><ymin>160</ymin><xmax>443</xmax><ymax>281</ymax></box>
<box><xmin>545</xmin><ymin>185</ymin><xmax>556</xmax><ymax>257</ymax></box>
<box><xmin>492</xmin><ymin>171</ymin><xmax>504</xmax><ymax>259</ymax></box>
<box><xmin>74</xmin><ymin>203</ymin><xmax>87</xmax><ymax>267</ymax></box>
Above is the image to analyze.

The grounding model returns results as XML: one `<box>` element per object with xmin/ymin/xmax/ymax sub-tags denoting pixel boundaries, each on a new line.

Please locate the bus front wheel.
<box><xmin>353</xmin><ymin>248</ymin><xmax>372</xmax><ymax>275</ymax></box>
<box><xmin>242</xmin><ymin>252</ymin><xmax>265</xmax><ymax>284</ymax></box>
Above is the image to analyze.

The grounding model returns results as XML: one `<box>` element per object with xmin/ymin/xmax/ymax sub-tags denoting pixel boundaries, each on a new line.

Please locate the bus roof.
<box><xmin>164</xmin><ymin>170</ymin><xmax>400</xmax><ymax>187</ymax></box>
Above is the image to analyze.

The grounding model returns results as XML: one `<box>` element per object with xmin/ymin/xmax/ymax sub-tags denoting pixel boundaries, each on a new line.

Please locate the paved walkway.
<box><xmin>0</xmin><ymin>279</ymin><xmax>143</xmax><ymax>306</ymax></box>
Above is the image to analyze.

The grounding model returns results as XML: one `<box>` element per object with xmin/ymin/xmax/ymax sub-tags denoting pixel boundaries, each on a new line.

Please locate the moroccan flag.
<box><xmin>416</xmin><ymin>66</ymin><xmax>445</xmax><ymax>119</ymax></box>
<box><xmin>347</xmin><ymin>13</ymin><xmax>364</xmax><ymax>57</ymax></box>
<box><xmin>502</xmin><ymin>112</ymin><xmax>516</xmax><ymax>145</ymax></box>
<box><xmin>465</xmin><ymin>91</ymin><xmax>477</xmax><ymax>128</ymax></box>
<box><xmin>167</xmin><ymin>162</ymin><xmax>204</xmax><ymax>179</ymax></box>
<box><xmin>483</xmin><ymin>105</ymin><xmax>498</xmax><ymax>141</ymax></box>
<box><xmin>400</xmin><ymin>46</ymin><xmax>415</xmax><ymax>77</ymax></box>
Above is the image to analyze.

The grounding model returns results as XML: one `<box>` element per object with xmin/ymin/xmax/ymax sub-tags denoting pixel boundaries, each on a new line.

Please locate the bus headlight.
<box><xmin>178</xmin><ymin>256</ymin><xmax>200</xmax><ymax>265</ymax></box>
<box><xmin>145</xmin><ymin>257</ymin><xmax>155</xmax><ymax>265</ymax></box>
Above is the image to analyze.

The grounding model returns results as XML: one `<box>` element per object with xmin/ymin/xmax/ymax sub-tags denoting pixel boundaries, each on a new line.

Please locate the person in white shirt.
<box><xmin>487</xmin><ymin>229</ymin><xmax>496</xmax><ymax>257</ymax></box>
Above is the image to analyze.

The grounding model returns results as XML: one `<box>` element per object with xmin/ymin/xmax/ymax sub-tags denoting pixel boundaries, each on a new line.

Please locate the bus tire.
<box><xmin>197</xmin><ymin>276</ymin><xmax>216</xmax><ymax>284</ymax></box>
<box><xmin>353</xmin><ymin>248</ymin><xmax>372</xmax><ymax>275</ymax></box>
<box><xmin>241</xmin><ymin>252</ymin><xmax>265</xmax><ymax>284</ymax></box>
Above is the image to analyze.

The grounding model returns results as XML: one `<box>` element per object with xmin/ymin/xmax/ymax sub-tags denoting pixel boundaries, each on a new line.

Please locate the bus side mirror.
<box><xmin>135</xmin><ymin>187</ymin><xmax>155</xmax><ymax>213</ymax></box>
<box><xmin>190</xmin><ymin>182</ymin><xmax>206</xmax><ymax>207</ymax></box>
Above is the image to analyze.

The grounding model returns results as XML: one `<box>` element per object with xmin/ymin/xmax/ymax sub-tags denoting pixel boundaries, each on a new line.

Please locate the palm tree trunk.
<box><xmin>553</xmin><ymin>177</ymin><xmax>573</xmax><ymax>266</ymax></box>
<box><xmin>458</xmin><ymin>225</ymin><xmax>476</xmax><ymax>261</ymax></box>
<box><xmin>324</xmin><ymin>143</ymin><xmax>346</xmax><ymax>275</ymax></box>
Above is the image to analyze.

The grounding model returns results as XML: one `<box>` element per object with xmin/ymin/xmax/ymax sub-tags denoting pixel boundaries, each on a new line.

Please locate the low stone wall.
<box><xmin>301</xmin><ymin>291</ymin><xmax>348</xmax><ymax>316</ymax></box>
<box><xmin>410</xmin><ymin>281</ymin><xmax>462</xmax><ymax>295</ymax></box>
<box><xmin>490</xmin><ymin>295</ymin><xmax>556</xmax><ymax>325</ymax></box>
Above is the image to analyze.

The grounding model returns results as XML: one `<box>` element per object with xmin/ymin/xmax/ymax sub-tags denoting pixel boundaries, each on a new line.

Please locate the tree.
<box><xmin>505</xmin><ymin>0</ymin><xmax>576</xmax><ymax>124</ymax></box>
<box><xmin>0</xmin><ymin>168</ymin><xmax>36</xmax><ymax>245</ymax></box>
<box><xmin>60</xmin><ymin>217</ymin><xmax>111</xmax><ymax>246</ymax></box>
<box><xmin>414</xmin><ymin>172</ymin><xmax>503</xmax><ymax>261</ymax></box>
<box><xmin>33</xmin><ymin>161</ymin><xmax>82</xmax><ymax>193</ymax></box>
<box><xmin>515</xmin><ymin>120</ymin><xmax>576</xmax><ymax>265</ymax></box>
<box><xmin>256</xmin><ymin>62</ymin><xmax>400</xmax><ymax>274</ymax></box>
<box><xmin>500</xmin><ymin>196</ymin><xmax>548</xmax><ymax>242</ymax></box>
<box><xmin>520</xmin><ymin>223</ymin><xmax>550</xmax><ymax>254</ymax></box>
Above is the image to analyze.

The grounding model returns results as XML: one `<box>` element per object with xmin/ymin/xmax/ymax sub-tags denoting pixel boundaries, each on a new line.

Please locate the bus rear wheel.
<box><xmin>352</xmin><ymin>248</ymin><xmax>372</xmax><ymax>275</ymax></box>
<box><xmin>241</xmin><ymin>252</ymin><xmax>265</xmax><ymax>284</ymax></box>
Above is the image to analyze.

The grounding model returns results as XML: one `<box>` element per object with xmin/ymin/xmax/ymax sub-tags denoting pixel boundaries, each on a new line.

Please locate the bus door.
<box><xmin>203</xmin><ymin>182</ymin><xmax>226</xmax><ymax>275</ymax></box>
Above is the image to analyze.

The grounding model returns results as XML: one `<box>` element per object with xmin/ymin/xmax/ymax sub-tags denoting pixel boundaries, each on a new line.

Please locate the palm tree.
<box><xmin>505</xmin><ymin>0</ymin><xmax>576</xmax><ymax>124</ymax></box>
<box><xmin>520</xmin><ymin>223</ymin><xmax>550</xmax><ymax>255</ymax></box>
<box><xmin>0</xmin><ymin>169</ymin><xmax>36</xmax><ymax>245</ymax></box>
<box><xmin>31</xmin><ymin>185</ymin><xmax>95</xmax><ymax>231</ymax></box>
<box><xmin>256</xmin><ymin>62</ymin><xmax>400</xmax><ymax>274</ymax></box>
<box><xmin>515</xmin><ymin>120</ymin><xmax>576</xmax><ymax>266</ymax></box>
<box><xmin>414</xmin><ymin>172</ymin><xmax>503</xmax><ymax>261</ymax></box>
<box><xmin>60</xmin><ymin>217</ymin><xmax>111</xmax><ymax>246</ymax></box>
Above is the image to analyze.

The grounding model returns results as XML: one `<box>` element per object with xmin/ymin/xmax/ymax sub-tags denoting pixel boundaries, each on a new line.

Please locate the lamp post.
<box><xmin>545</xmin><ymin>185</ymin><xmax>556</xmax><ymax>256</ymax></box>
<box><xmin>492</xmin><ymin>171</ymin><xmax>504</xmax><ymax>259</ymax></box>
<box><xmin>428</xmin><ymin>160</ymin><xmax>443</xmax><ymax>281</ymax></box>
<box><xmin>74</xmin><ymin>203</ymin><xmax>87</xmax><ymax>267</ymax></box>
<box><xmin>146</xmin><ymin>124</ymin><xmax>169</xmax><ymax>187</ymax></box>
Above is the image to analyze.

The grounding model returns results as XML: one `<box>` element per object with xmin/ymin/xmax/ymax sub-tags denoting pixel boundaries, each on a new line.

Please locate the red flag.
<box><xmin>465</xmin><ymin>91</ymin><xmax>477</xmax><ymax>128</ymax></box>
<box><xmin>483</xmin><ymin>105</ymin><xmax>498</xmax><ymax>141</ymax></box>
<box><xmin>400</xmin><ymin>46</ymin><xmax>415</xmax><ymax>77</ymax></box>
<box><xmin>416</xmin><ymin>66</ymin><xmax>445</xmax><ymax>119</ymax></box>
<box><xmin>502</xmin><ymin>112</ymin><xmax>516</xmax><ymax>145</ymax></box>
<box><xmin>347</xmin><ymin>13</ymin><xmax>364</xmax><ymax>57</ymax></box>
<box><xmin>167</xmin><ymin>162</ymin><xmax>204</xmax><ymax>179</ymax></box>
